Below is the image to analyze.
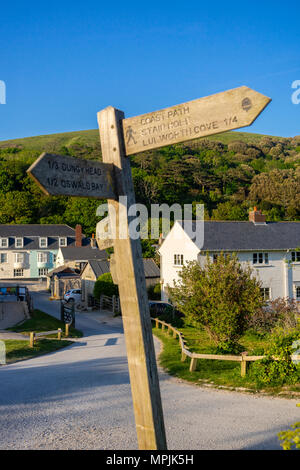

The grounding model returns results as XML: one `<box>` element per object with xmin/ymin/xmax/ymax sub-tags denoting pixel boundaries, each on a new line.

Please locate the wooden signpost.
<box><xmin>27</xmin><ymin>86</ymin><xmax>271</xmax><ymax>451</ymax></box>
<box><xmin>123</xmin><ymin>86</ymin><xmax>271</xmax><ymax>155</ymax></box>
<box><xmin>27</xmin><ymin>153</ymin><xmax>116</xmax><ymax>199</ymax></box>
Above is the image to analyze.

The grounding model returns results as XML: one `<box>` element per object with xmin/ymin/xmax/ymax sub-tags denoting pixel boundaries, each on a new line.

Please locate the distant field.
<box><xmin>0</xmin><ymin>128</ymin><xmax>283</xmax><ymax>155</ymax></box>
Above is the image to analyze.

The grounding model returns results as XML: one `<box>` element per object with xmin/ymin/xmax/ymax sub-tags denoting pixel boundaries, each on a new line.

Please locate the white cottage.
<box><xmin>159</xmin><ymin>209</ymin><xmax>300</xmax><ymax>303</ymax></box>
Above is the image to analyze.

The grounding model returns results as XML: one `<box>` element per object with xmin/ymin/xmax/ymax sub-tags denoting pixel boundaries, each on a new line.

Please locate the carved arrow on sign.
<box><xmin>122</xmin><ymin>86</ymin><xmax>271</xmax><ymax>155</ymax></box>
<box><xmin>27</xmin><ymin>153</ymin><xmax>116</xmax><ymax>199</ymax></box>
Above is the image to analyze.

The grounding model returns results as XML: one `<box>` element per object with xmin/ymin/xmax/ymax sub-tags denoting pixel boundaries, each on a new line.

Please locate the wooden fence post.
<box><xmin>65</xmin><ymin>323</ymin><xmax>69</xmax><ymax>337</ymax></box>
<box><xmin>241</xmin><ymin>352</ymin><xmax>248</xmax><ymax>377</ymax></box>
<box><xmin>57</xmin><ymin>328</ymin><xmax>62</xmax><ymax>341</ymax></box>
<box><xmin>189</xmin><ymin>356</ymin><xmax>198</xmax><ymax>372</ymax></box>
<box><xmin>155</xmin><ymin>318</ymin><xmax>159</xmax><ymax>329</ymax></box>
<box><xmin>29</xmin><ymin>332</ymin><xmax>35</xmax><ymax>348</ymax></box>
<box><xmin>173</xmin><ymin>329</ymin><xmax>177</xmax><ymax>339</ymax></box>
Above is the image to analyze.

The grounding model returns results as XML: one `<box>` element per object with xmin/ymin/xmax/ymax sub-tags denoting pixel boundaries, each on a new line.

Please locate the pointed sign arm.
<box><xmin>122</xmin><ymin>86</ymin><xmax>271</xmax><ymax>155</ymax></box>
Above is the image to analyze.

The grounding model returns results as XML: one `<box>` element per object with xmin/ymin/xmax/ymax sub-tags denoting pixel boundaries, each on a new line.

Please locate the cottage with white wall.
<box><xmin>0</xmin><ymin>224</ymin><xmax>91</xmax><ymax>280</ymax></box>
<box><xmin>159</xmin><ymin>209</ymin><xmax>300</xmax><ymax>303</ymax></box>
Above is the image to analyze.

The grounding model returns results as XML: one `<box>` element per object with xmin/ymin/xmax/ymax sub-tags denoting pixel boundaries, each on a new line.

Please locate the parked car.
<box><xmin>64</xmin><ymin>289</ymin><xmax>82</xmax><ymax>303</ymax></box>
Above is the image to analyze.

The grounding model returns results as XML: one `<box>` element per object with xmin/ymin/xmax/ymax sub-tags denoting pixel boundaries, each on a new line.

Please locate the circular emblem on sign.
<box><xmin>242</xmin><ymin>97</ymin><xmax>252</xmax><ymax>112</ymax></box>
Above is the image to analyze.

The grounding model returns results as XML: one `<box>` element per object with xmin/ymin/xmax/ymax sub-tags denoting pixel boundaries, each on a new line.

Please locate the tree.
<box><xmin>211</xmin><ymin>201</ymin><xmax>248</xmax><ymax>221</ymax></box>
<box><xmin>168</xmin><ymin>253</ymin><xmax>263</xmax><ymax>351</ymax></box>
<box><xmin>93</xmin><ymin>273</ymin><xmax>118</xmax><ymax>299</ymax></box>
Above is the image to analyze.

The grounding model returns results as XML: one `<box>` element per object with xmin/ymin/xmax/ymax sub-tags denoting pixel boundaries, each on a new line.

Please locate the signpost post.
<box><xmin>27</xmin><ymin>86</ymin><xmax>271</xmax><ymax>451</ymax></box>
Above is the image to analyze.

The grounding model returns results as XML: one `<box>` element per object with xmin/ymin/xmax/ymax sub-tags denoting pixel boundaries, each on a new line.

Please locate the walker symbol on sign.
<box><xmin>126</xmin><ymin>125</ymin><xmax>137</xmax><ymax>145</ymax></box>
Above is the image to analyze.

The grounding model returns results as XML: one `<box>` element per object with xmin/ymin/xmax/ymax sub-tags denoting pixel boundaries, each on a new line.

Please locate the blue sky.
<box><xmin>0</xmin><ymin>0</ymin><xmax>299</xmax><ymax>141</ymax></box>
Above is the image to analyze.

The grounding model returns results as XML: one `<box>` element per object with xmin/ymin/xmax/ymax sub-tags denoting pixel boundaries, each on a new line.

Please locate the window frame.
<box><xmin>14</xmin><ymin>252</ymin><xmax>24</xmax><ymax>264</ymax></box>
<box><xmin>0</xmin><ymin>253</ymin><xmax>7</xmax><ymax>263</ymax></box>
<box><xmin>291</xmin><ymin>251</ymin><xmax>300</xmax><ymax>263</ymax></box>
<box><xmin>13</xmin><ymin>268</ymin><xmax>24</xmax><ymax>277</ymax></box>
<box><xmin>38</xmin><ymin>268</ymin><xmax>49</xmax><ymax>277</ymax></box>
<box><xmin>59</xmin><ymin>237</ymin><xmax>67</xmax><ymax>247</ymax></box>
<box><xmin>174</xmin><ymin>254</ymin><xmax>184</xmax><ymax>266</ymax></box>
<box><xmin>260</xmin><ymin>287</ymin><xmax>270</xmax><ymax>301</ymax></box>
<box><xmin>37</xmin><ymin>252</ymin><xmax>48</xmax><ymax>264</ymax></box>
<box><xmin>253</xmin><ymin>252</ymin><xmax>269</xmax><ymax>265</ymax></box>
<box><xmin>39</xmin><ymin>237</ymin><xmax>48</xmax><ymax>248</ymax></box>
<box><xmin>0</xmin><ymin>238</ymin><xmax>8</xmax><ymax>248</ymax></box>
<box><xmin>15</xmin><ymin>237</ymin><xmax>24</xmax><ymax>248</ymax></box>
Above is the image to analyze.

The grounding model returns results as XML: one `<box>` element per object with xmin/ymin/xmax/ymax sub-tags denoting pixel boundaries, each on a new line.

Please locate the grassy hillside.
<box><xmin>0</xmin><ymin>129</ymin><xmax>283</xmax><ymax>157</ymax></box>
<box><xmin>0</xmin><ymin>128</ymin><xmax>298</xmax><ymax>245</ymax></box>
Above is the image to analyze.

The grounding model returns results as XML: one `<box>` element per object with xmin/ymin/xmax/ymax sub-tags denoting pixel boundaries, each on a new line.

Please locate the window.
<box><xmin>39</xmin><ymin>237</ymin><xmax>48</xmax><ymax>248</ymax></box>
<box><xmin>59</xmin><ymin>237</ymin><xmax>67</xmax><ymax>247</ymax></box>
<box><xmin>253</xmin><ymin>253</ymin><xmax>269</xmax><ymax>265</ymax></box>
<box><xmin>260</xmin><ymin>288</ymin><xmax>270</xmax><ymax>301</ymax></box>
<box><xmin>296</xmin><ymin>287</ymin><xmax>300</xmax><ymax>300</ymax></box>
<box><xmin>0</xmin><ymin>253</ymin><xmax>7</xmax><ymax>263</ymax></box>
<box><xmin>0</xmin><ymin>238</ymin><xmax>8</xmax><ymax>248</ymax></box>
<box><xmin>174</xmin><ymin>254</ymin><xmax>184</xmax><ymax>266</ymax></box>
<box><xmin>213</xmin><ymin>254</ymin><xmax>219</xmax><ymax>263</ymax></box>
<box><xmin>14</xmin><ymin>269</ymin><xmax>24</xmax><ymax>277</ymax></box>
<box><xmin>37</xmin><ymin>252</ymin><xmax>48</xmax><ymax>263</ymax></box>
<box><xmin>38</xmin><ymin>268</ymin><xmax>48</xmax><ymax>277</ymax></box>
<box><xmin>14</xmin><ymin>253</ymin><xmax>24</xmax><ymax>263</ymax></box>
<box><xmin>291</xmin><ymin>251</ymin><xmax>300</xmax><ymax>262</ymax></box>
<box><xmin>15</xmin><ymin>237</ymin><xmax>23</xmax><ymax>248</ymax></box>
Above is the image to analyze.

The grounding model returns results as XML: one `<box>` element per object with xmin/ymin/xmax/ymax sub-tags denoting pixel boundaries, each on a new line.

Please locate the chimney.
<box><xmin>90</xmin><ymin>233</ymin><xmax>97</xmax><ymax>249</ymax></box>
<box><xmin>249</xmin><ymin>207</ymin><xmax>266</xmax><ymax>224</ymax></box>
<box><xmin>75</xmin><ymin>224</ymin><xmax>82</xmax><ymax>247</ymax></box>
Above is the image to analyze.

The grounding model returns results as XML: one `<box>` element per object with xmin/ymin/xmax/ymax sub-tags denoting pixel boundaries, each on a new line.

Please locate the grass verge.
<box><xmin>2</xmin><ymin>309</ymin><xmax>84</xmax><ymax>365</ymax></box>
<box><xmin>7</xmin><ymin>309</ymin><xmax>83</xmax><ymax>338</ymax></box>
<box><xmin>3</xmin><ymin>338</ymin><xmax>74</xmax><ymax>365</ymax></box>
<box><xmin>152</xmin><ymin>325</ymin><xmax>300</xmax><ymax>396</ymax></box>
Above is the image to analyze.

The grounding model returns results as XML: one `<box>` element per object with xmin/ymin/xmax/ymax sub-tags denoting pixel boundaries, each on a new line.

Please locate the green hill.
<box><xmin>0</xmin><ymin>128</ymin><xmax>283</xmax><ymax>157</ymax></box>
<box><xmin>0</xmin><ymin>128</ymin><xmax>299</xmax><ymax>243</ymax></box>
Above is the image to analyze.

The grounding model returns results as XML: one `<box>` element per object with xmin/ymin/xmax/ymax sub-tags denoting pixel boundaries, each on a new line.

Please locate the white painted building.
<box><xmin>159</xmin><ymin>209</ymin><xmax>300</xmax><ymax>303</ymax></box>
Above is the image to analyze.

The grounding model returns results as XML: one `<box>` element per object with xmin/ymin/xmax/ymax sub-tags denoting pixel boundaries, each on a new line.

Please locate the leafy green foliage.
<box><xmin>169</xmin><ymin>253</ymin><xmax>264</xmax><ymax>351</ymax></box>
<box><xmin>0</xmin><ymin>129</ymin><xmax>299</xmax><ymax>248</ymax></box>
<box><xmin>249</xmin><ymin>328</ymin><xmax>300</xmax><ymax>386</ymax></box>
<box><xmin>147</xmin><ymin>283</ymin><xmax>161</xmax><ymax>300</ymax></box>
<box><xmin>93</xmin><ymin>273</ymin><xmax>118</xmax><ymax>299</ymax></box>
<box><xmin>278</xmin><ymin>410</ymin><xmax>300</xmax><ymax>450</ymax></box>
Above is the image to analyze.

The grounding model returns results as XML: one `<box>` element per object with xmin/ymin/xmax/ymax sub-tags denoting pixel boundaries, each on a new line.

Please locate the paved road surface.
<box><xmin>0</xmin><ymin>291</ymin><xmax>298</xmax><ymax>450</ymax></box>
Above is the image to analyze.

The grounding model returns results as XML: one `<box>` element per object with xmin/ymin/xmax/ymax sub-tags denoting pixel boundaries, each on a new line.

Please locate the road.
<box><xmin>0</xmin><ymin>290</ymin><xmax>299</xmax><ymax>450</ymax></box>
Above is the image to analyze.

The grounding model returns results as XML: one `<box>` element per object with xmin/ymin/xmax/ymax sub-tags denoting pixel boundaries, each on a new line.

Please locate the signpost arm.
<box><xmin>97</xmin><ymin>106</ymin><xmax>167</xmax><ymax>450</ymax></box>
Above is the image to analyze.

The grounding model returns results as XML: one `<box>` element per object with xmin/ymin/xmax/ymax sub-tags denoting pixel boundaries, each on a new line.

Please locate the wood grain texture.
<box><xmin>27</xmin><ymin>153</ymin><xmax>116</xmax><ymax>199</ymax></box>
<box><xmin>123</xmin><ymin>86</ymin><xmax>271</xmax><ymax>155</ymax></box>
<box><xmin>97</xmin><ymin>106</ymin><xmax>167</xmax><ymax>450</ymax></box>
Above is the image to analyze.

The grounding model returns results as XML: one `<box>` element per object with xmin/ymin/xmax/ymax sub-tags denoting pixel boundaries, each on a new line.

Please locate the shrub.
<box><xmin>147</xmin><ymin>283</ymin><xmax>161</xmax><ymax>300</ymax></box>
<box><xmin>168</xmin><ymin>253</ymin><xmax>264</xmax><ymax>351</ymax></box>
<box><xmin>247</xmin><ymin>297</ymin><xmax>299</xmax><ymax>335</ymax></box>
<box><xmin>249</xmin><ymin>328</ymin><xmax>300</xmax><ymax>386</ymax></box>
<box><xmin>278</xmin><ymin>410</ymin><xmax>300</xmax><ymax>450</ymax></box>
<box><xmin>93</xmin><ymin>273</ymin><xmax>118</xmax><ymax>299</ymax></box>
